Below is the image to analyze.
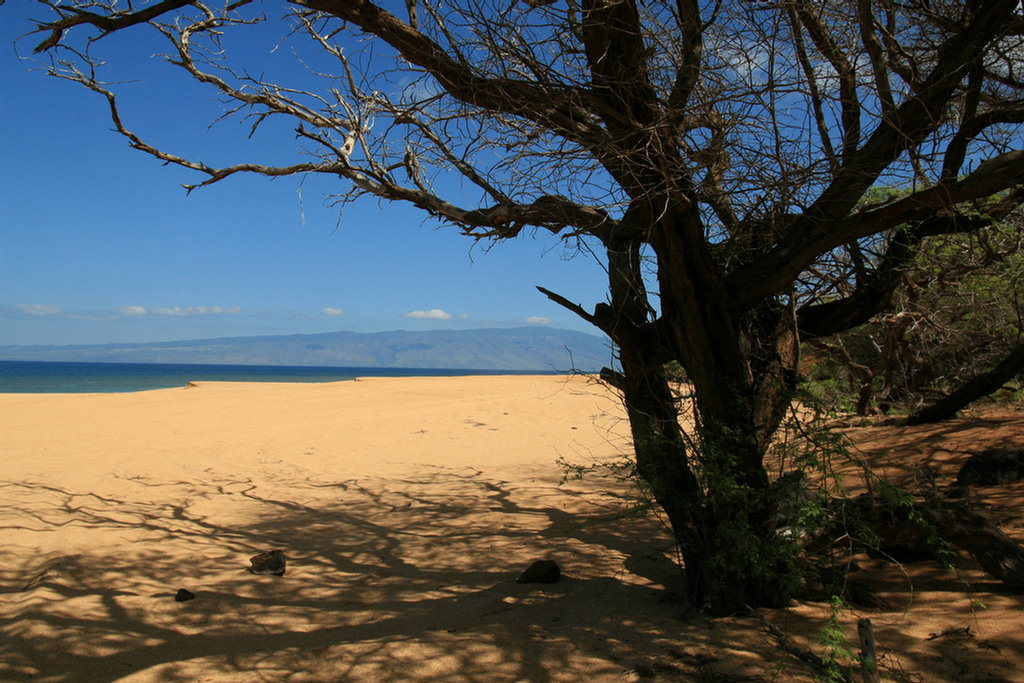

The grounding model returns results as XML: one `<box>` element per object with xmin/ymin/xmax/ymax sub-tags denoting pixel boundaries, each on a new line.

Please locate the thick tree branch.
<box><xmin>907</xmin><ymin>342</ymin><xmax>1024</xmax><ymax>425</ymax></box>
<box><xmin>730</xmin><ymin>148</ymin><xmax>1024</xmax><ymax>308</ymax></box>
<box><xmin>857</xmin><ymin>0</ymin><xmax>896</xmax><ymax>125</ymax></box>
<box><xmin>798</xmin><ymin>212</ymin><xmax>996</xmax><ymax>340</ymax></box>
<box><xmin>294</xmin><ymin>0</ymin><xmax>608</xmax><ymax>150</ymax></box>
<box><xmin>580</xmin><ymin>0</ymin><xmax>660</xmax><ymax>130</ymax></box>
<box><xmin>787</xmin><ymin>5</ymin><xmax>838</xmax><ymax>171</ymax></box>
<box><xmin>666</xmin><ymin>0</ymin><xmax>703</xmax><ymax>128</ymax></box>
<box><xmin>943</xmin><ymin>104</ymin><xmax>1024</xmax><ymax>180</ymax></box>
<box><xmin>575</xmin><ymin>0</ymin><xmax>694</xmax><ymax>202</ymax></box>
<box><xmin>32</xmin><ymin>0</ymin><xmax>196</xmax><ymax>52</ymax></box>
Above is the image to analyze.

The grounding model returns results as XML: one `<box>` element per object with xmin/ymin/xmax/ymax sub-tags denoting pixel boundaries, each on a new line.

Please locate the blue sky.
<box><xmin>0</xmin><ymin>7</ymin><xmax>609</xmax><ymax>347</ymax></box>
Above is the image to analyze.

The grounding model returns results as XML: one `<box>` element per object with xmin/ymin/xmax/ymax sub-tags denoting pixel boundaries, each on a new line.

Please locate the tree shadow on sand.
<box><xmin>0</xmin><ymin>464</ymin><xmax>767</xmax><ymax>683</ymax></box>
<box><xmin>2</xmin><ymin>460</ymin><xmax>1022</xmax><ymax>683</ymax></box>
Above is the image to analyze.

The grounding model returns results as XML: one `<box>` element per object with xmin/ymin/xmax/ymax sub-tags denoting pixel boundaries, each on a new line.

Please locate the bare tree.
<box><xmin>17</xmin><ymin>0</ymin><xmax>1024</xmax><ymax>613</ymax></box>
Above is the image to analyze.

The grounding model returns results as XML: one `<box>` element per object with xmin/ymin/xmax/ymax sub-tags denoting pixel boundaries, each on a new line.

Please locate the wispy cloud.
<box><xmin>404</xmin><ymin>308</ymin><xmax>452</xmax><ymax>320</ymax></box>
<box><xmin>16</xmin><ymin>304</ymin><xmax>62</xmax><ymax>316</ymax></box>
<box><xmin>525</xmin><ymin>316</ymin><xmax>551</xmax><ymax>325</ymax></box>
<box><xmin>322</xmin><ymin>307</ymin><xmax>345</xmax><ymax>316</ymax></box>
<box><xmin>10</xmin><ymin>304</ymin><xmax>246</xmax><ymax>319</ymax></box>
<box><xmin>150</xmin><ymin>306</ymin><xmax>242</xmax><ymax>316</ymax></box>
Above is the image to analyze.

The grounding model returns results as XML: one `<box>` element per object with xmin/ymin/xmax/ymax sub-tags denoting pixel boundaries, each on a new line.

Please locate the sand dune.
<box><xmin>2</xmin><ymin>376</ymin><xmax>1022</xmax><ymax>682</ymax></box>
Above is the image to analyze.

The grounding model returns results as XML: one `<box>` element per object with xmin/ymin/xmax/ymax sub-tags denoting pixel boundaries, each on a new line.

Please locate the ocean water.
<box><xmin>0</xmin><ymin>360</ymin><xmax>543</xmax><ymax>394</ymax></box>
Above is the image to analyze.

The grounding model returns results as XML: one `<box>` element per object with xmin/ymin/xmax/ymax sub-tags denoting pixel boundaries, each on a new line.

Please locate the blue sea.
<box><xmin>0</xmin><ymin>360</ymin><xmax>547</xmax><ymax>394</ymax></box>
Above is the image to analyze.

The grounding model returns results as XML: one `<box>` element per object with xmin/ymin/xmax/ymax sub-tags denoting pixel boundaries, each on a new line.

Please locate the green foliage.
<box><xmin>807</xmin><ymin>214</ymin><xmax>1024</xmax><ymax>415</ymax></box>
<box><xmin>767</xmin><ymin>383</ymin><xmax>964</xmax><ymax>618</ymax></box>
<box><xmin>799</xmin><ymin>365</ymin><xmax>863</xmax><ymax>416</ymax></box>
<box><xmin>817</xmin><ymin>596</ymin><xmax>853</xmax><ymax>683</ymax></box>
<box><xmin>662</xmin><ymin>360</ymin><xmax>688</xmax><ymax>383</ymax></box>
<box><xmin>675</xmin><ymin>417</ymin><xmax>808</xmax><ymax>610</ymax></box>
<box><xmin>556</xmin><ymin>452</ymin><xmax>657</xmax><ymax>518</ymax></box>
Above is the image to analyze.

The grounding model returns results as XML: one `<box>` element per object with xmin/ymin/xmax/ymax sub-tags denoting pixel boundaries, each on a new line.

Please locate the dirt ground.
<box><xmin>1</xmin><ymin>377</ymin><xmax>1021</xmax><ymax>682</ymax></box>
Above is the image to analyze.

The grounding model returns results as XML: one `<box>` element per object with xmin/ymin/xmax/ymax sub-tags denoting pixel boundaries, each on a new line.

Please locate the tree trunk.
<box><xmin>602</xmin><ymin>217</ymin><xmax>803</xmax><ymax>614</ymax></box>
<box><xmin>673</xmin><ymin>301</ymin><xmax>803</xmax><ymax>614</ymax></box>
<box><xmin>616</xmin><ymin>347</ymin><xmax>801</xmax><ymax>614</ymax></box>
<box><xmin>907</xmin><ymin>342</ymin><xmax>1024</xmax><ymax>424</ymax></box>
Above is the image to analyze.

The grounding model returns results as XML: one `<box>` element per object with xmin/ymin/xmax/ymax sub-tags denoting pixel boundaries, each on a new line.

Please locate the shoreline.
<box><xmin>0</xmin><ymin>372</ymin><xmax>587</xmax><ymax>396</ymax></box>
<box><xmin>0</xmin><ymin>358</ymin><xmax>577</xmax><ymax>394</ymax></box>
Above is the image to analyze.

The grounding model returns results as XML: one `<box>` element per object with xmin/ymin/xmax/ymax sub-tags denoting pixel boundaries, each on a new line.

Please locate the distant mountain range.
<box><xmin>0</xmin><ymin>327</ymin><xmax>614</xmax><ymax>372</ymax></box>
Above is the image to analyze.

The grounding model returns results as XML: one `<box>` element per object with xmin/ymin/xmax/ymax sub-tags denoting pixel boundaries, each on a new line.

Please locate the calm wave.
<box><xmin>0</xmin><ymin>360</ymin><xmax>545</xmax><ymax>394</ymax></box>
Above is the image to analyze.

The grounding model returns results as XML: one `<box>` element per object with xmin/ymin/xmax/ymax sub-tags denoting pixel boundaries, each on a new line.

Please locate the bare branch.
<box><xmin>794</xmin><ymin>1</ymin><xmax>861</xmax><ymax>163</ymax></box>
<box><xmin>787</xmin><ymin>5</ymin><xmax>838</xmax><ymax>171</ymax></box>
<box><xmin>856</xmin><ymin>0</ymin><xmax>896</xmax><ymax>124</ymax></box>
<box><xmin>731</xmin><ymin>150</ymin><xmax>1024</xmax><ymax>306</ymax></box>
<box><xmin>536</xmin><ymin>286</ymin><xmax>599</xmax><ymax>328</ymax></box>
<box><xmin>293</xmin><ymin>0</ymin><xmax>608</xmax><ymax>150</ymax></box>
<box><xmin>32</xmin><ymin>0</ymin><xmax>196</xmax><ymax>53</ymax></box>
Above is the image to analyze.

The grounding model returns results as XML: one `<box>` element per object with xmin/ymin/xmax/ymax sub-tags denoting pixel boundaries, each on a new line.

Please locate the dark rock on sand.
<box><xmin>955</xmin><ymin>447</ymin><xmax>1024</xmax><ymax>487</ymax></box>
<box><xmin>174</xmin><ymin>588</ymin><xmax>195</xmax><ymax>602</ymax></box>
<box><xmin>517</xmin><ymin>559</ymin><xmax>560</xmax><ymax>584</ymax></box>
<box><xmin>248</xmin><ymin>549</ymin><xmax>287</xmax><ymax>576</ymax></box>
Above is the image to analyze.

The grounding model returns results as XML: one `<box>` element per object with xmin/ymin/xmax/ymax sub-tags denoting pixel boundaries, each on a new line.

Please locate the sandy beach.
<box><xmin>2</xmin><ymin>375</ymin><xmax>1023</xmax><ymax>682</ymax></box>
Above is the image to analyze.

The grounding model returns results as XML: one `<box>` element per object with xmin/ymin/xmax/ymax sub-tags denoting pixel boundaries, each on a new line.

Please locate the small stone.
<box><xmin>174</xmin><ymin>588</ymin><xmax>195</xmax><ymax>602</ymax></box>
<box><xmin>248</xmin><ymin>549</ymin><xmax>287</xmax><ymax>576</ymax></box>
<box><xmin>516</xmin><ymin>559</ymin><xmax>560</xmax><ymax>584</ymax></box>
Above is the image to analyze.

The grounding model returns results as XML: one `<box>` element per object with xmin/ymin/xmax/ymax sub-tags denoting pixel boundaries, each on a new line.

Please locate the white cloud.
<box><xmin>151</xmin><ymin>305</ymin><xmax>242</xmax><ymax>316</ymax></box>
<box><xmin>404</xmin><ymin>308</ymin><xmax>452</xmax><ymax>320</ymax></box>
<box><xmin>118</xmin><ymin>305</ymin><xmax>148</xmax><ymax>316</ymax></box>
<box><xmin>322</xmin><ymin>307</ymin><xmax>345</xmax><ymax>316</ymax></box>
<box><xmin>17</xmin><ymin>304</ymin><xmax>62</xmax><ymax>316</ymax></box>
<box><xmin>525</xmin><ymin>316</ymin><xmax>551</xmax><ymax>325</ymax></box>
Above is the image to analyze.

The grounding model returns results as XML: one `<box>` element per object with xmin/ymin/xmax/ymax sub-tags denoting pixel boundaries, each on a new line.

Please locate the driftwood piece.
<box><xmin>839</xmin><ymin>493</ymin><xmax>1024</xmax><ymax>589</ymax></box>
<box><xmin>926</xmin><ymin>625</ymin><xmax>973</xmax><ymax>640</ymax></box>
<box><xmin>918</xmin><ymin>505</ymin><xmax>1024</xmax><ymax>591</ymax></box>
<box><xmin>906</xmin><ymin>343</ymin><xmax>1024</xmax><ymax>425</ymax></box>
<box><xmin>747</xmin><ymin>607</ymin><xmax>846</xmax><ymax>678</ymax></box>
<box><xmin>834</xmin><ymin>495</ymin><xmax>1024</xmax><ymax>591</ymax></box>
<box><xmin>857</xmin><ymin>618</ymin><xmax>881</xmax><ymax>683</ymax></box>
